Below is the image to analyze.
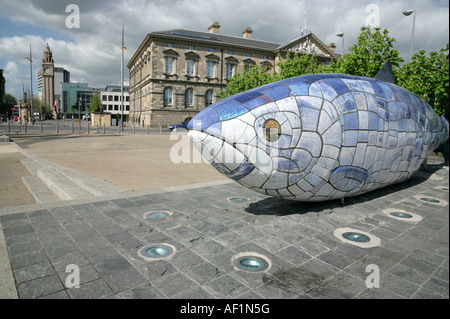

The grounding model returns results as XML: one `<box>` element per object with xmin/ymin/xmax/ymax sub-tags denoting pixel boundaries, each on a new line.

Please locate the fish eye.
<box><xmin>263</xmin><ymin>119</ymin><xmax>281</xmax><ymax>142</ymax></box>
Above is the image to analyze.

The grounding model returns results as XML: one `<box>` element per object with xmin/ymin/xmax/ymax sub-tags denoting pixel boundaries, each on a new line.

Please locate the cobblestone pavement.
<box><xmin>0</xmin><ymin>158</ymin><xmax>448</xmax><ymax>299</ymax></box>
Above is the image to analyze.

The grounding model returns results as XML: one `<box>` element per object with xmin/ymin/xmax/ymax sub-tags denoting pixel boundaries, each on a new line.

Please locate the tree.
<box><xmin>220</xmin><ymin>65</ymin><xmax>275</xmax><ymax>98</ymax></box>
<box><xmin>89</xmin><ymin>93</ymin><xmax>101</xmax><ymax>112</ymax></box>
<box><xmin>325</xmin><ymin>26</ymin><xmax>404</xmax><ymax>77</ymax></box>
<box><xmin>0</xmin><ymin>94</ymin><xmax>17</xmax><ymax>117</ymax></box>
<box><xmin>276</xmin><ymin>52</ymin><xmax>324</xmax><ymax>79</ymax></box>
<box><xmin>396</xmin><ymin>44</ymin><xmax>449</xmax><ymax>115</ymax></box>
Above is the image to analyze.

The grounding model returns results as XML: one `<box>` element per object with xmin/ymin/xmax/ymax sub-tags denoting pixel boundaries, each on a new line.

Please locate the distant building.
<box><xmin>37</xmin><ymin>44</ymin><xmax>70</xmax><ymax>116</ymax></box>
<box><xmin>127</xmin><ymin>22</ymin><xmax>338</xmax><ymax>128</ymax></box>
<box><xmin>100</xmin><ymin>84</ymin><xmax>130</xmax><ymax>118</ymax></box>
<box><xmin>60</xmin><ymin>82</ymin><xmax>101</xmax><ymax>118</ymax></box>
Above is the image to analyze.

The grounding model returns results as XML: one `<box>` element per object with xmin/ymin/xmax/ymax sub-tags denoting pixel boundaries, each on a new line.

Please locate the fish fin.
<box><xmin>375</xmin><ymin>60</ymin><xmax>395</xmax><ymax>84</ymax></box>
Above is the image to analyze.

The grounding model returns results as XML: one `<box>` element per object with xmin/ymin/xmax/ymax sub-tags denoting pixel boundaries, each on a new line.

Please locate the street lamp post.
<box><xmin>336</xmin><ymin>33</ymin><xmax>344</xmax><ymax>56</ymax></box>
<box><xmin>24</xmin><ymin>44</ymin><xmax>34</xmax><ymax>124</ymax></box>
<box><xmin>120</xmin><ymin>24</ymin><xmax>126</xmax><ymax>132</ymax></box>
<box><xmin>403</xmin><ymin>9</ymin><xmax>416</xmax><ymax>62</ymax></box>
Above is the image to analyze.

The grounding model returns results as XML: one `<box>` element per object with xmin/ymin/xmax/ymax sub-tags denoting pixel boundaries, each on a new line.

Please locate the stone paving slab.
<box><xmin>0</xmin><ymin>158</ymin><xmax>448</xmax><ymax>300</ymax></box>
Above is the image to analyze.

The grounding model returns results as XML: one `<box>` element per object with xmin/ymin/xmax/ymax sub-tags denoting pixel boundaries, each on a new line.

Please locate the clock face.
<box><xmin>45</xmin><ymin>67</ymin><xmax>50</xmax><ymax>73</ymax></box>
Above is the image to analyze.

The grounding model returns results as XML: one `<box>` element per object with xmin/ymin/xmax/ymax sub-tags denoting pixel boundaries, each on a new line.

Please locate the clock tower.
<box><xmin>41</xmin><ymin>43</ymin><xmax>55</xmax><ymax>109</ymax></box>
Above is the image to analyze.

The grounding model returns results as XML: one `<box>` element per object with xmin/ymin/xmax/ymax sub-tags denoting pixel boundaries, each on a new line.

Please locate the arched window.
<box><xmin>205</xmin><ymin>90</ymin><xmax>214</xmax><ymax>106</ymax></box>
<box><xmin>164</xmin><ymin>87</ymin><xmax>173</xmax><ymax>106</ymax></box>
<box><xmin>185</xmin><ymin>88</ymin><xmax>193</xmax><ymax>107</ymax></box>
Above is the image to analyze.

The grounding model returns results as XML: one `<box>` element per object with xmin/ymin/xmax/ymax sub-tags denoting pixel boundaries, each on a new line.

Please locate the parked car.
<box><xmin>169</xmin><ymin>117</ymin><xmax>192</xmax><ymax>131</ymax></box>
<box><xmin>169</xmin><ymin>120</ymin><xmax>189</xmax><ymax>131</ymax></box>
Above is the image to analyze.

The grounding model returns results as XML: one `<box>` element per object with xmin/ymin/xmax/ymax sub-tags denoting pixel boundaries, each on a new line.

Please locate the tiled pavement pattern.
<box><xmin>1</xmin><ymin>159</ymin><xmax>448</xmax><ymax>299</ymax></box>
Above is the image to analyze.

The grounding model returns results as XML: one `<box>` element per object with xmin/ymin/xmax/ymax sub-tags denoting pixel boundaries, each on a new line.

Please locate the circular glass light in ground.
<box><xmin>232</xmin><ymin>253</ymin><xmax>271</xmax><ymax>272</ymax></box>
<box><xmin>144</xmin><ymin>211</ymin><xmax>172</xmax><ymax>220</ymax></box>
<box><xmin>139</xmin><ymin>244</ymin><xmax>174</xmax><ymax>260</ymax></box>
<box><xmin>227</xmin><ymin>197</ymin><xmax>249</xmax><ymax>203</ymax></box>
<box><xmin>390</xmin><ymin>212</ymin><xmax>413</xmax><ymax>219</ymax></box>
<box><xmin>420</xmin><ymin>197</ymin><xmax>441</xmax><ymax>203</ymax></box>
<box><xmin>342</xmin><ymin>232</ymin><xmax>371</xmax><ymax>243</ymax></box>
<box><xmin>441</xmin><ymin>187</ymin><xmax>449</xmax><ymax>192</ymax></box>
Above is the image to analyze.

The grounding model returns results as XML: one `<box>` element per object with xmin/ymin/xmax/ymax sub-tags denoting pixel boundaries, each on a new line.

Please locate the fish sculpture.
<box><xmin>187</xmin><ymin>62</ymin><xmax>449</xmax><ymax>201</ymax></box>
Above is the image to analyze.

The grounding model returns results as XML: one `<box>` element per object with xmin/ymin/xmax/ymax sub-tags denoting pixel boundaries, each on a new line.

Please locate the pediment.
<box><xmin>185</xmin><ymin>51</ymin><xmax>200</xmax><ymax>60</ymax></box>
<box><xmin>277</xmin><ymin>33</ymin><xmax>336</xmax><ymax>59</ymax></box>
<box><xmin>163</xmin><ymin>49</ymin><xmax>179</xmax><ymax>57</ymax></box>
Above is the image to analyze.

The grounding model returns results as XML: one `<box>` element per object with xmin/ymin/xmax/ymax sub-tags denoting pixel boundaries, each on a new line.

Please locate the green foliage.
<box><xmin>89</xmin><ymin>93</ymin><xmax>101</xmax><ymax>112</ymax></box>
<box><xmin>276</xmin><ymin>52</ymin><xmax>325</xmax><ymax>79</ymax></box>
<box><xmin>220</xmin><ymin>26</ymin><xmax>449</xmax><ymax>115</ymax></box>
<box><xmin>220</xmin><ymin>65</ymin><xmax>275</xmax><ymax>98</ymax></box>
<box><xmin>396</xmin><ymin>44</ymin><xmax>449</xmax><ymax>115</ymax></box>
<box><xmin>326</xmin><ymin>26</ymin><xmax>404</xmax><ymax>77</ymax></box>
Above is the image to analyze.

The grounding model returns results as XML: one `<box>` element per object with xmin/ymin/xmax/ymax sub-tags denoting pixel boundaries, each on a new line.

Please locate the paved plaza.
<box><xmin>0</xmin><ymin>128</ymin><xmax>448</xmax><ymax>300</ymax></box>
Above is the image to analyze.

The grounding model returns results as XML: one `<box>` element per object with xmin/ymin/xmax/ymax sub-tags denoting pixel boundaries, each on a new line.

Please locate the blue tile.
<box><xmin>323</xmin><ymin>78</ymin><xmax>350</xmax><ymax>95</ymax></box>
<box><xmin>234</xmin><ymin>90</ymin><xmax>262</xmax><ymax>104</ymax></box>
<box><xmin>343</xmin><ymin>112</ymin><xmax>359</xmax><ymax>130</ymax></box>
<box><xmin>299</xmin><ymin>107</ymin><xmax>320</xmax><ymax>131</ymax></box>
<box><xmin>287</xmin><ymin>81</ymin><xmax>310</xmax><ymax>96</ymax></box>
<box><xmin>215</xmin><ymin>100</ymin><xmax>248</xmax><ymax>121</ymax></box>
<box><xmin>261</xmin><ymin>85</ymin><xmax>291</xmax><ymax>101</ymax></box>
<box><xmin>243</xmin><ymin>97</ymin><xmax>266</xmax><ymax>110</ymax></box>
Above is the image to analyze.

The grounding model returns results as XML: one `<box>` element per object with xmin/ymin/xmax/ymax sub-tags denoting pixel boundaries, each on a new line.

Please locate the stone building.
<box><xmin>37</xmin><ymin>44</ymin><xmax>70</xmax><ymax>117</ymax></box>
<box><xmin>128</xmin><ymin>22</ymin><xmax>338</xmax><ymax>128</ymax></box>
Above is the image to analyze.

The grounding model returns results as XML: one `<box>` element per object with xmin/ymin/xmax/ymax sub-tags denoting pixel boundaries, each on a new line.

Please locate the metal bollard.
<box><xmin>8</xmin><ymin>119</ymin><xmax>10</xmax><ymax>133</ymax></box>
<box><xmin>41</xmin><ymin>120</ymin><xmax>43</xmax><ymax>134</ymax></box>
<box><xmin>133</xmin><ymin>124</ymin><xmax>135</xmax><ymax>134</ymax></box>
<box><xmin>24</xmin><ymin>122</ymin><xmax>27</xmax><ymax>133</ymax></box>
<box><xmin>56</xmin><ymin>121</ymin><xmax>59</xmax><ymax>133</ymax></box>
<box><xmin>103</xmin><ymin>123</ymin><xmax>105</xmax><ymax>134</ymax></box>
<box><xmin>146</xmin><ymin>125</ymin><xmax>149</xmax><ymax>134</ymax></box>
<box><xmin>159</xmin><ymin>124</ymin><xmax>162</xmax><ymax>135</ymax></box>
<box><xmin>72</xmin><ymin>122</ymin><xmax>74</xmax><ymax>134</ymax></box>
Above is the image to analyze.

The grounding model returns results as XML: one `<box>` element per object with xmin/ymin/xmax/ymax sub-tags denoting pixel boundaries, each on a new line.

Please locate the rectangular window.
<box><xmin>165</xmin><ymin>57</ymin><xmax>174</xmax><ymax>74</ymax></box>
<box><xmin>114</xmin><ymin>105</ymin><xmax>119</xmax><ymax>111</ymax></box>
<box><xmin>226</xmin><ymin>63</ymin><xmax>234</xmax><ymax>79</ymax></box>
<box><xmin>126</xmin><ymin>96</ymin><xmax>129</xmax><ymax>102</ymax></box>
<box><xmin>185</xmin><ymin>89</ymin><xmax>193</xmax><ymax>106</ymax></box>
<box><xmin>208</xmin><ymin>48</ymin><xmax>216</xmax><ymax>53</ymax></box>
<box><xmin>166</xmin><ymin>43</ymin><xmax>174</xmax><ymax>48</ymax></box>
<box><xmin>108</xmin><ymin>95</ymin><xmax>113</xmax><ymax>101</ymax></box>
<box><xmin>186</xmin><ymin>59</ymin><xmax>195</xmax><ymax>76</ymax></box>
<box><xmin>207</xmin><ymin>61</ymin><xmax>215</xmax><ymax>78</ymax></box>
<box><xmin>245</xmin><ymin>53</ymin><xmax>253</xmax><ymax>57</ymax></box>
<box><xmin>164</xmin><ymin>88</ymin><xmax>173</xmax><ymax>105</ymax></box>
<box><xmin>102</xmin><ymin>95</ymin><xmax>107</xmax><ymax>101</ymax></box>
<box><xmin>227</xmin><ymin>50</ymin><xmax>234</xmax><ymax>55</ymax></box>
<box><xmin>187</xmin><ymin>46</ymin><xmax>195</xmax><ymax>50</ymax></box>
<box><xmin>114</xmin><ymin>96</ymin><xmax>119</xmax><ymax>102</ymax></box>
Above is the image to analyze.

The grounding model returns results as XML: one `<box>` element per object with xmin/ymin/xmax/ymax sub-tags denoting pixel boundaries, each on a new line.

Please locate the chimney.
<box><xmin>242</xmin><ymin>27</ymin><xmax>253</xmax><ymax>39</ymax></box>
<box><xmin>327</xmin><ymin>42</ymin><xmax>336</xmax><ymax>53</ymax></box>
<box><xmin>208</xmin><ymin>22</ymin><xmax>221</xmax><ymax>34</ymax></box>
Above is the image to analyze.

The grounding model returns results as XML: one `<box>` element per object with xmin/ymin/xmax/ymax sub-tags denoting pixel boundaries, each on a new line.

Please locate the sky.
<box><xmin>0</xmin><ymin>0</ymin><xmax>449</xmax><ymax>100</ymax></box>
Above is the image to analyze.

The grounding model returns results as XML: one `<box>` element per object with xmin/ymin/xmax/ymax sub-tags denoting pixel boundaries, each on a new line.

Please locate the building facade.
<box><xmin>37</xmin><ymin>44</ymin><xmax>70</xmax><ymax>117</ymax></box>
<box><xmin>100</xmin><ymin>85</ymin><xmax>130</xmax><ymax>118</ymax></box>
<box><xmin>60</xmin><ymin>82</ymin><xmax>101</xmax><ymax>118</ymax></box>
<box><xmin>127</xmin><ymin>23</ymin><xmax>338</xmax><ymax>128</ymax></box>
